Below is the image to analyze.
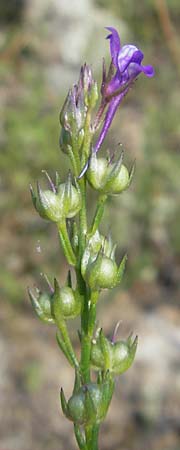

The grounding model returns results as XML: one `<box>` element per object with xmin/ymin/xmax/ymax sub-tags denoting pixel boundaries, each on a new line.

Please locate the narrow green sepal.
<box><xmin>116</xmin><ymin>254</ymin><xmax>127</xmax><ymax>284</ymax></box>
<box><xmin>87</xmin><ymin>81</ymin><xmax>98</xmax><ymax>109</ymax></box>
<box><xmin>84</xmin><ymin>386</ymin><xmax>96</xmax><ymax>422</ymax></box>
<box><xmin>56</xmin><ymin>331</ymin><xmax>74</xmax><ymax>366</ymax></box>
<box><xmin>28</xmin><ymin>287</ymin><xmax>43</xmax><ymax>318</ymax></box>
<box><xmin>60</xmin><ymin>388</ymin><xmax>69</xmax><ymax>418</ymax></box>
<box><xmin>29</xmin><ymin>184</ymin><xmax>37</xmax><ymax>210</ymax></box>
<box><xmin>28</xmin><ymin>287</ymin><xmax>55</xmax><ymax>324</ymax></box>
<box><xmin>52</xmin><ymin>277</ymin><xmax>61</xmax><ymax>320</ymax></box>
<box><xmin>65</xmin><ymin>171</ymin><xmax>72</xmax><ymax>200</ymax></box>
<box><xmin>107</xmin><ymin>150</ymin><xmax>124</xmax><ymax>182</ymax></box>
<box><xmin>99</xmin><ymin>329</ymin><xmax>111</xmax><ymax>369</ymax></box>
<box><xmin>129</xmin><ymin>161</ymin><xmax>135</xmax><ymax>185</ymax></box>
<box><xmin>127</xmin><ymin>332</ymin><xmax>134</xmax><ymax>345</ymax></box>
<box><xmin>37</xmin><ymin>181</ymin><xmax>44</xmax><ymax>206</ymax></box>
<box><xmin>110</xmin><ymin>243</ymin><xmax>117</xmax><ymax>260</ymax></box>
<box><xmin>99</xmin><ymin>372</ymin><xmax>114</xmax><ymax>418</ymax></box>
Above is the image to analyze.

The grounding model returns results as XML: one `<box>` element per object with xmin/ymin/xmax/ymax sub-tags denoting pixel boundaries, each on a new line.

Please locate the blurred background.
<box><xmin>0</xmin><ymin>0</ymin><xmax>180</xmax><ymax>449</ymax></box>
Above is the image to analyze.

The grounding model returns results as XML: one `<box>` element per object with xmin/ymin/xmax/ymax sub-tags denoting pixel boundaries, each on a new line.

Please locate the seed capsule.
<box><xmin>87</xmin><ymin>150</ymin><xmax>134</xmax><ymax>195</ymax></box>
<box><xmin>81</xmin><ymin>231</ymin><xmax>127</xmax><ymax>291</ymax></box>
<box><xmin>52</xmin><ymin>279</ymin><xmax>81</xmax><ymax>321</ymax></box>
<box><xmin>28</xmin><ymin>288</ymin><xmax>55</xmax><ymax>324</ymax></box>
<box><xmin>61</xmin><ymin>375</ymin><xmax>114</xmax><ymax>425</ymax></box>
<box><xmin>91</xmin><ymin>330</ymin><xmax>138</xmax><ymax>374</ymax></box>
<box><xmin>30</xmin><ymin>173</ymin><xmax>81</xmax><ymax>223</ymax></box>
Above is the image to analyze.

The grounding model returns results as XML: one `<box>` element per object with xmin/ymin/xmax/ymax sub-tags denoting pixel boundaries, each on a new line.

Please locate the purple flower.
<box><xmin>94</xmin><ymin>27</ymin><xmax>154</xmax><ymax>153</ymax></box>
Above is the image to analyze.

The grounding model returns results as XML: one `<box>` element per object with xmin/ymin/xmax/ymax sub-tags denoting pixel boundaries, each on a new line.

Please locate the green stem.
<box><xmin>85</xmin><ymin>424</ymin><xmax>99</xmax><ymax>450</ymax></box>
<box><xmin>76</xmin><ymin>140</ymin><xmax>89</xmax><ymax>382</ymax></box>
<box><xmin>74</xmin><ymin>425</ymin><xmax>88</xmax><ymax>450</ymax></box>
<box><xmin>85</xmin><ymin>426</ymin><xmax>92</xmax><ymax>450</ymax></box>
<box><xmin>77</xmin><ymin>173</ymin><xmax>90</xmax><ymax>383</ymax></box>
<box><xmin>68</xmin><ymin>145</ymin><xmax>80</xmax><ymax>178</ymax></box>
<box><xmin>90</xmin><ymin>424</ymin><xmax>100</xmax><ymax>450</ymax></box>
<box><xmin>80</xmin><ymin>291</ymin><xmax>98</xmax><ymax>383</ymax></box>
<box><xmin>80</xmin><ymin>333</ymin><xmax>91</xmax><ymax>383</ymax></box>
<box><xmin>58</xmin><ymin>220</ymin><xmax>76</xmax><ymax>266</ymax></box>
<box><xmin>90</xmin><ymin>194</ymin><xmax>107</xmax><ymax>236</ymax></box>
<box><xmin>78</xmin><ymin>177</ymin><xmax>88</xmax><ymax>258</ymax></box>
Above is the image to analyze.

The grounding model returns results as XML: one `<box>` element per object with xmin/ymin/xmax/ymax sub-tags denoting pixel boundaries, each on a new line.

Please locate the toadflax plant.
<box><xmin>29</xmin><ymin>27</ymin><xmax>154</xmax><ymax>450</ymax></box>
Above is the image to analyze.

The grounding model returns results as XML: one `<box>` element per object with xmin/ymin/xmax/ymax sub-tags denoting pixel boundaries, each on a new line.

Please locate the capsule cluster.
<box><xmin>29</xmin><ymin>60</ymin><xmax>138</xmax><ymax>438</ymax></box>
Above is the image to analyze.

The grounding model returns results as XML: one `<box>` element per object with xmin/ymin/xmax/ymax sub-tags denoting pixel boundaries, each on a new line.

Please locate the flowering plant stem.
<box><xmin>29</xmin><ymin>27</ymin><xmax>154</xmax><ymax>450</ymax></box>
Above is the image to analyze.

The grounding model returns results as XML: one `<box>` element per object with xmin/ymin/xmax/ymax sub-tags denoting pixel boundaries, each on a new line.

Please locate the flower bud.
<box><xmin>87</xmin><ymin>151</ymin><xmax>134</xmax><ymax>195</ymax></box>
<box><xmin>79</xmin><ymin>64</ymin><xmax>98</xmax><ymax>109</ymax></box>
<box><xmin>60</xmin><ymin>375</ymin><xmax>114</xmax><ymax>425</ymax></box>
<box><xmin>52</xmin><ymin>279</ymin><xmax>81</xmax><ymax>320</ymax></box>
<box><xmin>59</xmin><ymin>83</ymin><xmax>86</xmax><ymax>156</ymax></box>
<box><xmin>30</xmin><ymin>172</ymin><xmax>81</xmax><ymax>223</ymax></box>
<box><xmin>91</xmin><ymin>330</ymin><xmax>138</xmax><ymax>374</ymax></box>
<box><xmin>60</xmin><ymin>84</ymin><xmax>86</xmax><ymax>133</ymax></box>
<box><xmin>28</xmin><ymin>288</ymin><xmax>55</xmax><ymax>324</ymax></box>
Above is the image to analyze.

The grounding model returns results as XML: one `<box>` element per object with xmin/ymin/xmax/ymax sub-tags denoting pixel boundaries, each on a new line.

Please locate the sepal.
<box><xmin>60</xmin><ymin>388</ymin><xmax>69</xmax><ymax>418</ymax></box>
<box><xmin>28</xmin><ymin>287</ymin><xmax>55</xmax><ymax>324</ymax></box>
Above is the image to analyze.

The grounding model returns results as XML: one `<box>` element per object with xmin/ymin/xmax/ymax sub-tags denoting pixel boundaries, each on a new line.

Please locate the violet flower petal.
<box><xmin>93</xmin><ymin>27</ymin><xmax>155</xmax><ymax>159</ymax></box>
<box><xmin>117</xmin><ymin>45</ymin><xmax>142</xmax><ymax>72</ymax></box>
<box><xmin>140</xmin><ymin>64</ymin><xmax>155</xmax><ymax>77</ymax></box>
<box><xmin>106</xmin><ymin>26</ymin><xmax>121</xmax><ymax>68</ymax></box>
